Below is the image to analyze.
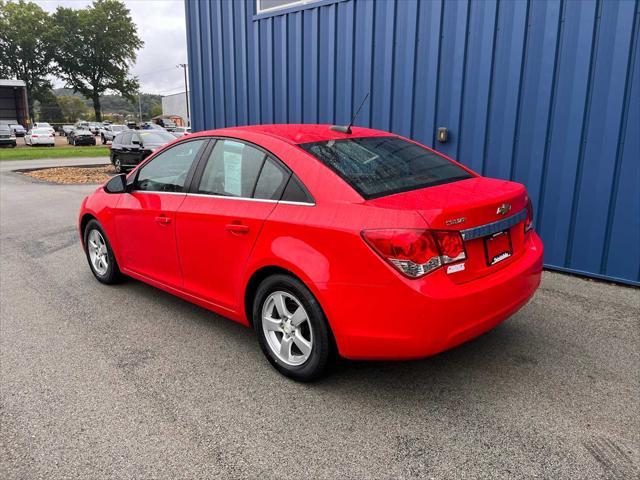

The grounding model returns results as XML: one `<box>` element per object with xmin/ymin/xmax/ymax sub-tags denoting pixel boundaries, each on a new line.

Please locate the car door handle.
<box><xmin>155</xmin><ymin>215</ymin><xmax>172</xmax><ymax>225</ymax></box>
<box><xmin>226</xmin><ymin>223</ymin><xmax>249</xmax><ymax>234</ymax></box>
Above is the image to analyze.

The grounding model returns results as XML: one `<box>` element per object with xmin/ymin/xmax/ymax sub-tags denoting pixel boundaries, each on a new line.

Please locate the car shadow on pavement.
<box><xmin>113</xmin><ymin>273</ymin><xmax>545</xmax><ymax>398</ymax></box>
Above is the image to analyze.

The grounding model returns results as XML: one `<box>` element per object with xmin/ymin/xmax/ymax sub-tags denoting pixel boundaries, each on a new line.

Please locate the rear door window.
<box><xmin>253</xmin><ymin>157</ymin><xmax>290</xmax><ymax>200</ymax></box>
<box><xmin>197</xmin><ymin>140</ymin><xmax>266</xmax><ymax>197</ymax></box>
<box><xmin>299</xmin><ymin>136</ymin><xmax>472</xmax><ymax>199</ymax></box>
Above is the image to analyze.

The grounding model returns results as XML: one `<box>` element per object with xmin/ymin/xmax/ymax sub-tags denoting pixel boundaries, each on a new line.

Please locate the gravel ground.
<box><xmin>1</xmin><ymin>159</ymin><xmax>638</xmax><ymax>479</ymax></box>
<box><xmin>21</xmin><ymin>165</ymin><xmax>115</xmax><ymax>184</ymax></box>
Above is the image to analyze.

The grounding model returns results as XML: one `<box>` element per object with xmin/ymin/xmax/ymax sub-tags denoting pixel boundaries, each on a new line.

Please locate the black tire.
<box><xmin>253</xmin><ymin>274</ymin><xmax>335</xmax><ymax>381</ymax></box>
<box><xmin>83</xmin><ymin>219</ymin><xmax>122</xmax><ymax>284</ymax></box>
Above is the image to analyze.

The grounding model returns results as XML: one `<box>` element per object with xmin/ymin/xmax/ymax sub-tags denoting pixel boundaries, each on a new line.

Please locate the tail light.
<box><xmin>32</xmin><ymin>134</ymin><xmax>39</xmax><ymax>138</ymax></box>
<box><xmin>525</xmin><ymin>198</ymin><xmax>534</xmax><ymax>233</ymax></box>
<box><xmin>362</xmin><ymin>229</ymin><xmax>466</xmax><ymax>278</ymax></box>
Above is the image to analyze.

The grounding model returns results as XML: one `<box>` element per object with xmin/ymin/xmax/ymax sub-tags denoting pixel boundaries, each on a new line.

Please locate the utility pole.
<box><xmin>138</xmin><ymin>93</ymin><xmax>143</xmax><ymax>123</ymax></box>
<box><xmin>177</xmin><ymin>63</ymin><xmax>190</xmax><ymax>126</ymax></box>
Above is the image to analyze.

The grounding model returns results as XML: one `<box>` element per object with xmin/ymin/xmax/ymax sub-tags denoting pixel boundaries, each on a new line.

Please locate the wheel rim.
<box><xmin>114</xmin><ymin>158</ymin><xmax>121</xmax><ymax>172</ymax></box>
<box><xmin>87</xmin><ymin>229</ymin><xmax>109</xmax><ymax>276</ymax></box>
<box><xmin>262</xmin><ymin>291</ymin><xmax>313</xmax><ymax>366</ymax></box>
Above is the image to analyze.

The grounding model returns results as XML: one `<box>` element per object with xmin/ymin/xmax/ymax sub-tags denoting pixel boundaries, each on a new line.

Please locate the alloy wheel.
<box><xmin>87</xmin><ymin>229</ymin><xmax>109</xmax><ymax>276</ymax></box>
<box><xmin>261</xmin><ymin>291</ymin><xmax>313</xmax><ymax>366</ymax></box>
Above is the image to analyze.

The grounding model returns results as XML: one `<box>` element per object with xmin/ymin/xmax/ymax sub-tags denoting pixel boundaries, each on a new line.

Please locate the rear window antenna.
<box><xmin>330</xmin><ymin>93</ymin><xmax>369</xmax><ymax>134</ymax></box>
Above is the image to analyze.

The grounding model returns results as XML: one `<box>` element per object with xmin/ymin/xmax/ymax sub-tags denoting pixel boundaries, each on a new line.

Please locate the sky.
<box><xmin>36</xmin><ymin>0</ymin><xmax>188</xmax><ymax>95</ymax></box>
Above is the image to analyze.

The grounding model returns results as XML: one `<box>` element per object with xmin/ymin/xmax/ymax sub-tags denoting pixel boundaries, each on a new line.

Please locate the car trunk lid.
<box><xmin>366</xmin><ymin>176</ymin><xmax>530</xmax><ymax>283</ymax></box>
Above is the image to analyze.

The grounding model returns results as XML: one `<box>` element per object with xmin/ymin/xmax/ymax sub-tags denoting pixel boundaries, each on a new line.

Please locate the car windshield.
<box><xmin>112</xmin><ymin>125</ymin><xmax>126</xmax><ymax>132</ymax></box>
<box><xmin>38</xmin><ymin>122</ymin><xmax>51</xmax><ymax>127</ymax></box>
<box><xmin>139</xmin><ymin>131</ymin><xmax>175</xmax><ymax>144</ymax></box>
<box><xmin>0</xmin><ymin>126</ymin><xmax>10</xmax><ymax>132</ymax></box>
<box><xmin>299</xmin><ymin>136</ymin><xmax>473</xmax><ymax>199</ymax></box>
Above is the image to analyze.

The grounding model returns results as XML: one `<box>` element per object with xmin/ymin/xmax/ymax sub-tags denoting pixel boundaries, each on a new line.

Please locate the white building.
<box><xmin>161</xmin><ymin>91</ymin><xmax>189</xmax><ymax>126</ymax></box>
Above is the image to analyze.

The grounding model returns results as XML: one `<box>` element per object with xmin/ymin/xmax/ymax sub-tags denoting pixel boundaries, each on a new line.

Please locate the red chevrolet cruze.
<box><xmin>79</xmin><ymin>125</ymin><xmax>543</xmax><ymax>381</ymax></box>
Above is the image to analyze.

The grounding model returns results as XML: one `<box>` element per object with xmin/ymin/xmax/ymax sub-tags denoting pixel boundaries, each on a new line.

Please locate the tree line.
<box><xmin>0</xmin><ymin>0</ymin><xmax>143</xmax><ymax>122</ymax></box>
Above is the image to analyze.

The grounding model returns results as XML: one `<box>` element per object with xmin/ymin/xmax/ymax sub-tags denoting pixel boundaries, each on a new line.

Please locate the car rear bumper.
<box><xmin>322</xmin><ymin>232</ymin><xmax>544</xmax><ymax>360</ymax></box>
<box><xmin>0</xmin><ymin>139</ymin><xmax>16</xmax><ymax>146</ymax></box>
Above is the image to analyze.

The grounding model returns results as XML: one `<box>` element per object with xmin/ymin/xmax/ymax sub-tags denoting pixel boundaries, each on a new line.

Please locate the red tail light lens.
<box><xmin>525</xmin><ymin>198</ymin><xmax>534</xmax><ymax>233</ymax></box>
<box><xmin>433</xmin><ymin>231</ymin><xmax>466</xmax><ymax>263</ymax></box>
<box><xmin>362</xmin><ymin>229</ymin><xmax>466</xmax><ymax>278</ymax></box>
<box><xmin>32</xmin><ymin>134</ymin><xmax>39</xmax><ymax>138</ymax></box>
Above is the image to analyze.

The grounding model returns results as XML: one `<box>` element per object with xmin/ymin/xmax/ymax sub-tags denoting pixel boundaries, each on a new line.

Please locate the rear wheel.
<box><xmin>253</xmin><ymin>274</ymin><xmax>334</xmax><ymax>381</ymax></box>
<box><xmin>113</xmin><ymin>156</ymin><xmax>123</xmax><ymax>173</ymax></box>
<box><xmin>83</xmin><ymin>219</ymin><xmax>122</xmax><ymax>284</ymax></box>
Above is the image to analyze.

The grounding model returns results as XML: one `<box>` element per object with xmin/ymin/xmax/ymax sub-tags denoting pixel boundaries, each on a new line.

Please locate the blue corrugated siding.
<box><xmin>185</xmin><ymin>0</ymin><xmax>640</xmax><ymax>286</ymax></box>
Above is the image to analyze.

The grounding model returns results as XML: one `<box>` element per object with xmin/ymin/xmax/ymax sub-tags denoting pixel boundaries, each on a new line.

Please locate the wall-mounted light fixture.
<box><xmin>437</xmin><ymin>127</ymin><xmax>448</xmax><ymax>143</ymax></box>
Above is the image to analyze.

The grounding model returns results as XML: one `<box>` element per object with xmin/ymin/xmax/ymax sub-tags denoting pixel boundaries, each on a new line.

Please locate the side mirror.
<box><xmin>104</xmin><ymin>173</ymin><xmax>127</xmax><ymax>194</ymax></box>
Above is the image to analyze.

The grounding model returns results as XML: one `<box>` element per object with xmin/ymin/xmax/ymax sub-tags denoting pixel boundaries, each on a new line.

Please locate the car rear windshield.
<box><xmin>299</xmin><ymin>136</ymin><xmax>473</xmax><ymax>199</ymax></box>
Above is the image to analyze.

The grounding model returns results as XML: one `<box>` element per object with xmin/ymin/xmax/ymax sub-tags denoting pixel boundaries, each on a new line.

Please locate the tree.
<box><xmin>52</xmin><ymin>0</ymin><xmax>143</xmax><ymax>121</ymax></box>
<box><xmin>150</xmin><ymin>104</ymin><xmax>163</xmax><ymax>118</ymax></box>
<box><xmin>0</xmin><ymin>0</ymin><xmax>56</xmax><ymax>119</ymax></box>
<box><xmin>36</xmin><ymin>91</ymin><xmax>64</xmax><ymax>123</ymax></box>
<box><xmin>57</xmin><ymin>95</ymin><xmax>89</xmax><ymax>123</ymax></box>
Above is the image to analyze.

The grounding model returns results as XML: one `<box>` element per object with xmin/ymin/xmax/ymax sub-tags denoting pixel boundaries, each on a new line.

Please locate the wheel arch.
<box><xmin>244</xmin><ymin>266</ymin><xmax>297</xmax><ymax>327</ymax></box>
<box><xmin>243</xmin><ymin>264</ymin><xmax>339</xmax><ymax>355</ymax></box>
<box><xmin>79</xmin><ymin>213</ymin><xmax>97</xmax><ymax>249</ymax></box>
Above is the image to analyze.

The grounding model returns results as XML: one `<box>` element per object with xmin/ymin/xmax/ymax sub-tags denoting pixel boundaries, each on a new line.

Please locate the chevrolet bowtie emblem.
<box><xmin>496</xmin><ymin>203</ymin><xmax>511</xmax><ymax>215</ymax></box>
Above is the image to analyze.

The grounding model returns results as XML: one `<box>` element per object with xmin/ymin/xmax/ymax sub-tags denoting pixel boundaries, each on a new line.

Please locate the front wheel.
<box><xmin>83</xmin><ymin>220</ymin><xmax>122</xmax><ymax>284</ymax></box>
<box><xmin>253</xmin><ymin>274</ymin><xmax>335</xmax><ymax>381</ymax></box>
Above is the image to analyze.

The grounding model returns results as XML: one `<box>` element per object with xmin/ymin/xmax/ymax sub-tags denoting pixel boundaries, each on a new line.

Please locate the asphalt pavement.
<box><xmin>1</xmin><ymin>158</ymin><xmax>638</xmax><ymax>479</ymax></box>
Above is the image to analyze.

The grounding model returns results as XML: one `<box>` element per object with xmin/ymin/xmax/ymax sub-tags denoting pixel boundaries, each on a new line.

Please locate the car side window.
<box><xmin>135</xmin><ymin>139</ymin><xmax>206</xmax><ymax>193</ymax></box>
<box><xmin>253</xmin><ymin>156</ymin><xmax>291</xmax><ymax>200</ymax></box>
<box><xmin>132</xmin><ymin>133</ymin><xmax>141</xmax><ymax>145</ymax></box>
<box><xmin>281</xmin><ymin>175</ymin><xmax>314</xmax><ymax>203</ymax></box>
<box><xmin>198</xmin><ymin>139</ymin><xmax>266</xmax><ymax>197</ymax></box>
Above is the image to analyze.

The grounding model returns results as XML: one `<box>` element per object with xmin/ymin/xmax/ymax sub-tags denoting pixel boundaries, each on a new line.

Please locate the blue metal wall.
<box><xmin>185</xmin><ymin>0</ymin><xmax>640</xmax><ymax>286</ymax></box>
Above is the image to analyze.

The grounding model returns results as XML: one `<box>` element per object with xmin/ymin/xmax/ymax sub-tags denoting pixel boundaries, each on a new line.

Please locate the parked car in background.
<box><xmin>101</xmin><ymin>124</ymin><xmax>128</xmax><ymax>144</ymax></box>
<box><xmin>33</xmin><ymin>122</ymin><xmax>55</xmax><ymax>134</ymax></box>
<box><xmin>0</xmin><ymin>125</ymin><xmax>17</xmax><ymax>147</ymax></box>
<box><xmin>10</xmin><ymin>124</ymin><xmax>26</xmax><ymax>137</ymax></box>
<box><xmin>140</xmin><ymin>122</ymin><xmax>166</xmax><ymax>131</ymax></box>
<box><xmin>68</xmin><ymin>127</ymin><xmax>96</xmax><ymax>146</ymax></box>
<box><xmin>152</xmin><ymin>117</ymin><xmax>177</xmax><ymax>131</ymax></box>
<box><xmin>61</xmin><ymin>125</ymin><xmax>75</xmax><ymax>137</ymax></box>
<box><xmin>78</xmin><ymin>124</ymin><xmax>543</xmax><ymax>381</ymax></box>
<box><xmin>126</xmin><ymin>120</ymin><xmax>138</xmax><ymax>130</ymax></box>
<box><xmin>109</xmin><ymin>130</ymin><xmax>175</xmax><ymax>172</ymax></box>
<box><xmin>171</xmin><ymin>126</ymin><xmax>191</xmax><ymax>138</ymax></box>
<box><xmin>25</xmin><ymin>128</ymin><xmax>55</xmax><ymax>146</ymax></box>
<box><xmin>88</xmin><ymin>122</ymin><xmax>102</xmax><ymax>135</ymax></box>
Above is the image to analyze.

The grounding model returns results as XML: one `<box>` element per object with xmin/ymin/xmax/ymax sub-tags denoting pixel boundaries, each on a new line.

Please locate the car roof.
<box><xmin>201</xmin><ymin>124</ymin><xmax>393</xmax><ymax>145</ymax></box>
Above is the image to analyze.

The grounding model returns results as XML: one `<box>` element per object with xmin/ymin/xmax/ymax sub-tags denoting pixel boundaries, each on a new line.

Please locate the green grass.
<box><xmin>0</xmin><ymin>146</ymin><xmax>109</xmax><ymax>161</ymax></box>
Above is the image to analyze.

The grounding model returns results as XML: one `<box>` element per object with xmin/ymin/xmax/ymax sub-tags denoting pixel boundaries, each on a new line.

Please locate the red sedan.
<box><xmin>79</xmin><ymin>125</ymin><xmax>543</xmax><ymax>381</ymax></box>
